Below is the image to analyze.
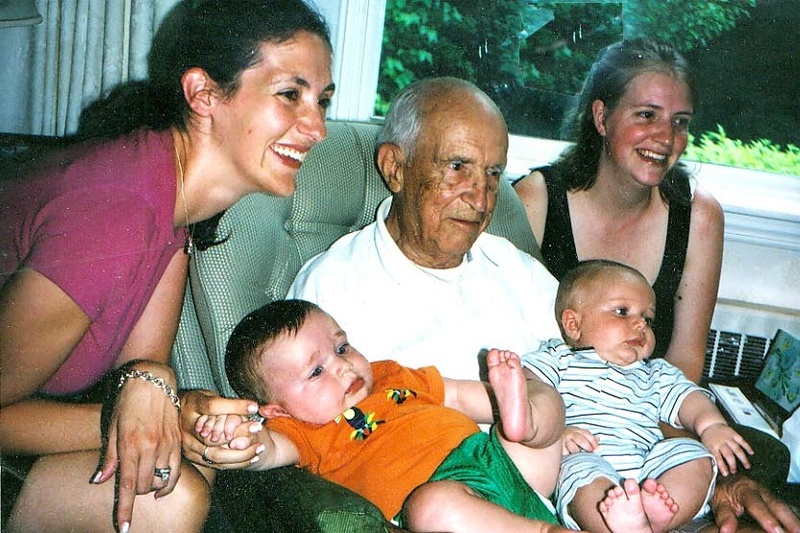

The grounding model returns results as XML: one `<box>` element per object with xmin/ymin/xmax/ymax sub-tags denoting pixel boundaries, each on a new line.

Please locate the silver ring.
<box><xmin>154</xmin><ymin>467</ymin><xmax>171</xmax><ymax>484</ymax></box>
<box><xmin>202</xmin><ymin>446</ymin><xmax>214</xmax><ymax>465</ymax></box>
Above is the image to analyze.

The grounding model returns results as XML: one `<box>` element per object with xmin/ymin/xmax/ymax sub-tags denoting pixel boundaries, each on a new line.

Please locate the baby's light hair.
<box><xmin>555</xmin><ymin>259</ymin><xmax>650</xmax><ymax>341</ymax></box>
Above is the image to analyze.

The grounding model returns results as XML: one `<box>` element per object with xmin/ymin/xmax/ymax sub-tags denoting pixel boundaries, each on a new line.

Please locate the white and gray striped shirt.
<box><xmin>523</xmin><ymin>339</ymin><xmax>713</xmax><ymax>474</ymax></box>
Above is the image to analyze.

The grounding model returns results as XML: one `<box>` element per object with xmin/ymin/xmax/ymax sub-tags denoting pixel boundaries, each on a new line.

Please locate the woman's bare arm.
<box><xmin>0</xmin><ymin>269</ymin><xmax>91</xmax><ymax>407</ymax></box>
<box><xmin>0</xmin><ymin>268</ymin><xmax>104</xmax><ymax>453</ymax></box>
<box><xmin>93</xmin><ymin>250</ymin><xmax>192</xmax><ymax>531</ymax></box>
<box><xmin>512</xmin><ymin>171</ymin><xmax>549</xmax><ymax>246</ymax></box>
<box><xmin>117</xmin><ymin>249</ymin><xmax>189</xmax><ymax>365</ymax></box>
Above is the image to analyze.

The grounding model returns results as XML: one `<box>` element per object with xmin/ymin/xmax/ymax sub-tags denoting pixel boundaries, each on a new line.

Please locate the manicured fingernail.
<box><xmin>256</xmin><ymin>444</ymin><xmax>266</xmax><ymax>454</ymax></box>
<box><xmin>248</xmin><ymin>404</ymin><xmax>258</xmax><ymax>413</ymax></box>
<box><xmin>121</xmin><ymin>521</ymin><xmax>130</xmax><ymax>533</ymax></box>
<box><xmin>250</xmin><ymin>455</ymin><xmax>260</xmax><ymax>464</ymax></box>
<box><xmin>90</xmin><ymin>470</ymin><xmax>102</xmax><ymax>484</ymax></box>
<box><xmin>249</xmin><ymin>423</ymin><xmax>263</xmax><ymax>433</ymax></box>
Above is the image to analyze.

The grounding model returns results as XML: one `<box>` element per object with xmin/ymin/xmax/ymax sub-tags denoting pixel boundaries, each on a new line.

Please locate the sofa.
<box><xmin>170</xmin><ymin>121</ymin><xmax>543</xmax><ymax>532</ymax></box>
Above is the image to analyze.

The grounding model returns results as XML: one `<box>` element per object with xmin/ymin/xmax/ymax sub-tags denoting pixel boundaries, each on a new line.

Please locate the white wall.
<box><xmin>694</xmin><ymin>163</ymin><xmax>800</xmax><ymax>338</ymax></box>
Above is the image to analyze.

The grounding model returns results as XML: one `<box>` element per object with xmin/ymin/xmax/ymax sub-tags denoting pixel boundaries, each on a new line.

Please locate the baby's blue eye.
<box><xmin>644</xmin><ymin>317</ymin><xmax>655</xmax><ymax>328</ymax></box>
<box><xmin>310</xmin><ymin>366</ymin><xmax>323</xmax><ymax>378</ymax></box>
<box><xmin>336</xmin><ymin>343</ymin><xmax>349</xmax><ymax>355</ymax></box>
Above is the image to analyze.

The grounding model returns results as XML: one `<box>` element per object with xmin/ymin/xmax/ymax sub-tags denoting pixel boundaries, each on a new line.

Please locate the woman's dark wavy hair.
<box><xmin>555</xmin><ymin>39</ymin><xmax>695</xmax><ymax>205</ymax></box>
<box><xmin>76</xmin><ymin>0</ymin><xmax>331</xmax><ymax>248</ymax></box>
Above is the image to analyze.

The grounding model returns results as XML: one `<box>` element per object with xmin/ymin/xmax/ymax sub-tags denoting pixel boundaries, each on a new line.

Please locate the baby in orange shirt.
<box><xmin>201</xmin><ymin>298</ymin><xmax>580</xmax><ymax>532</ymax></box>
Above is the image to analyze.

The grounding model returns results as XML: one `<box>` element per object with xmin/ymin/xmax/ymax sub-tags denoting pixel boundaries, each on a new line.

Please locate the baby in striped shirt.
<box><xmin>523</xmin><ymin>259</ymin><xmax>752</xmax><ymax>533</ymax></box>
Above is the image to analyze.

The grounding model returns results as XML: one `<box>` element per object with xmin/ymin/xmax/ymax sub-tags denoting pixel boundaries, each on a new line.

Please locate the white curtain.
<box><xmin>0</xmin><ymin>0</ymin><xmax>178</xmax><ymax>136</ymax></box>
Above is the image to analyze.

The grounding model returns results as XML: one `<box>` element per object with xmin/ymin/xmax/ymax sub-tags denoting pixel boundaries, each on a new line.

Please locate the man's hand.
<box><xmin>711</xmin><ymin>473</ymin><xmax>800</xmax><ymax>533</ymax></box>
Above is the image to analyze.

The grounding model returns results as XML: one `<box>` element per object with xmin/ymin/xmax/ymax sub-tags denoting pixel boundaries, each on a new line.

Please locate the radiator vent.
<box><xmin>703</xmin><ymin>329</ymin><xmax>771</xmax><ymax>381</ymax></box>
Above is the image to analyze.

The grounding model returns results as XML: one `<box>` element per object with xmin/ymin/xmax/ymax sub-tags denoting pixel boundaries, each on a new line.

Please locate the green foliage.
<box><xmin>685</xmin><ymin>125</ymin><xmax>800</xmax><ymax>176</ymax></box>
<box><xmin>376</xmin><ymin>0</ymin><xmax>532</xmax><ymax>114</ymax></box>
<box><xmin>377</xmin><ymin>1</ymin><xmax>796</xmax><ymax>177</ymax></box>
<box><xmin>378</xmin><ymin>0</ymin><xmax>757</xmax><ymax>107</ymax></box>
<box><xmin>520</xmin><ymin>2</ymin><xmax>623</xmax><ymax>94</ymax></box>
<box><xmin>625</xmin><ymin>0</ymin><xmax>756</xmax><ymax>51</ymax></box>
<box><xmin>376</xmin><ymin>0</ymin><xmax>468</xmax><ymax>114</ymax></box>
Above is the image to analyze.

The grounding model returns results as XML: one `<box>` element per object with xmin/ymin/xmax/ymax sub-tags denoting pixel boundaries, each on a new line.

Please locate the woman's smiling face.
<box><xmin>211</xmin><ymin>30</ymin><xmax>335</xmax><ymax>197</ymax></box>
<box><xmin>595</xmin><ymin>71</ymin><xmax>693</xmax><ymax>188</ymax></box>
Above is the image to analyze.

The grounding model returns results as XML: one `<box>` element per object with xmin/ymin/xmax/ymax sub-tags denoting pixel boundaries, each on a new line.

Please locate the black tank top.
<box><xmin>532</xmin><ymin>165</ymin><xmax>691</xmax><ymax>359</ymax></box>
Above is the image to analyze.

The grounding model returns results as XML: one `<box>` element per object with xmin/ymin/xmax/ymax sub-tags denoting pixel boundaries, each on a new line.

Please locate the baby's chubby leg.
<box><xmin>487</xmin><ymin>349</ymin><xmax>564</xmax><ymax>499</ymax></box>
<box><xmin>404</xmin><ymin>480</ymin><xmax>588</xmax><ymax>533</ymax></box>
<box><xmin>487</xmin><ymin>348</ymin><xmax>534</xmax><ymax>443</ymax></box>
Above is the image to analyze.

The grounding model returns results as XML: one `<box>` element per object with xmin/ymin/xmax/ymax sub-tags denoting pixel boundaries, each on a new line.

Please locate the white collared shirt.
<box><xmin>288</xmin><ymin>197</ymin><xmax>562</xmax><ymax>381</ymax></box>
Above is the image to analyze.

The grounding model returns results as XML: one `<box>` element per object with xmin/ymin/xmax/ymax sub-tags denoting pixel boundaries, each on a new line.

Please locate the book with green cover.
<box><xmin>755</xmin><ymin>329</ymin><xmax>800</xmax><ymax>414</ymax></box>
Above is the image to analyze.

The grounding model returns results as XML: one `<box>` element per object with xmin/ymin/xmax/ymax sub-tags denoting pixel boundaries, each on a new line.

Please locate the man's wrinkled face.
<box><xmin>389</xmin><ymin>94</ymin><xmax>508</xmax><ymax>269</ymax></box>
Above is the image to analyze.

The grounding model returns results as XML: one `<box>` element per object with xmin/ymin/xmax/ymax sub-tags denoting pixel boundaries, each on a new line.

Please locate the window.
<box><xmin>328</xmin><ymin>0</ymin><xmax>798</xmax><ymax>248</ymax></box>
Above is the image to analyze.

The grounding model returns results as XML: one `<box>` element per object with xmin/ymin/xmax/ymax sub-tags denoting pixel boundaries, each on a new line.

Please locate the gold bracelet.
<box><xmin>118</xmin><ymin>369</ymin><xmax>181</xmax><ymax>411</ymax></box>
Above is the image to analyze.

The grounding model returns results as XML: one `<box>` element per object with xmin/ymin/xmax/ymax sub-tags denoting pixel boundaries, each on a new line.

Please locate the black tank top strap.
<box><xmin>536</xmin><ymin>165</ymin><xmax>580</xmax><ymax>280</ymax></box>
<box><xmin>650</xmin><ymin>179</ymin><xmax>692</xmax><ymax>357</ymax></box>
<box><xmin>535</xmin><ymin>165</ymin><xmax>692</xmax><ymax>359</ymax></box>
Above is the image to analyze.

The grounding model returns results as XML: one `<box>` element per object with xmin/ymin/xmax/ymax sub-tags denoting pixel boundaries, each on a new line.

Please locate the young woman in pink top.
<box><xmin>0</xmin><ymin>1</ymin><xmax>334</xmax><ymax>531</ymax></box>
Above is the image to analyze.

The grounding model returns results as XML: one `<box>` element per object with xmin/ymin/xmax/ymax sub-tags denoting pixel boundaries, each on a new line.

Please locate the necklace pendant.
<box><xmin>184</xmin><ymin>236</ymin><xmax>194</xmax><ymax>256</ymax></box>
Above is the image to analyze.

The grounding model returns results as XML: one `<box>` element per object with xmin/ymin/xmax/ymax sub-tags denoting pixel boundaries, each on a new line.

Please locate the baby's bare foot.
<box><xmin>599</xmin><ymin>479</ymin><xmax>653</xmax><ymax>533</ymax></box>
<box><xmin>640</xmin><ymin>478</ymin><xmax>679</xmax><ymax>533</ymax></box>
<box><xmin>486</xmin><ymin>349</ymin><xmax>534</xmax><ymax>443</ymax></box>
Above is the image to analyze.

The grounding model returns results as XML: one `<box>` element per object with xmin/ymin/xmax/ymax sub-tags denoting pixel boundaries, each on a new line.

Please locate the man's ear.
<box><xmin>259</xmin><ymin>403</ymin><xmax>291</xmax><ymax>419</ymax></box>
<box><xmin>181</xmin><ymin>67</ymin><xmax>219</xmax><ymax>118</ymax></box>
<box><xmin>376</xmin><ymin>143</ymin><xmax>405</xmax><ymax>193</ymax></box>
<box><xmin>591</xmin><ymin>99</ymin><xmax>607</xmax><ymax>137</ymax></box>
<box><xmin>561</xmin><ymin>309</ymin><xmax>582</xmax><ymax>344</ymax></box>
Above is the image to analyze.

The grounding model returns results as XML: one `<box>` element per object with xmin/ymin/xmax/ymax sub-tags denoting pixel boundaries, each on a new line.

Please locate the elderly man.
<box><xmin>287</xmin><ymin>77</ymin><xmax>562</xmax><ymax>381</ymax></box>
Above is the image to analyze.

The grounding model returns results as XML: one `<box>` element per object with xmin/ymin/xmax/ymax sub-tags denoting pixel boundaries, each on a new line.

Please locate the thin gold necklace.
<box><xmin>174</xmin><ymin>140</ymin><xmax>194</xmax><ymax>256</ymax></box>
